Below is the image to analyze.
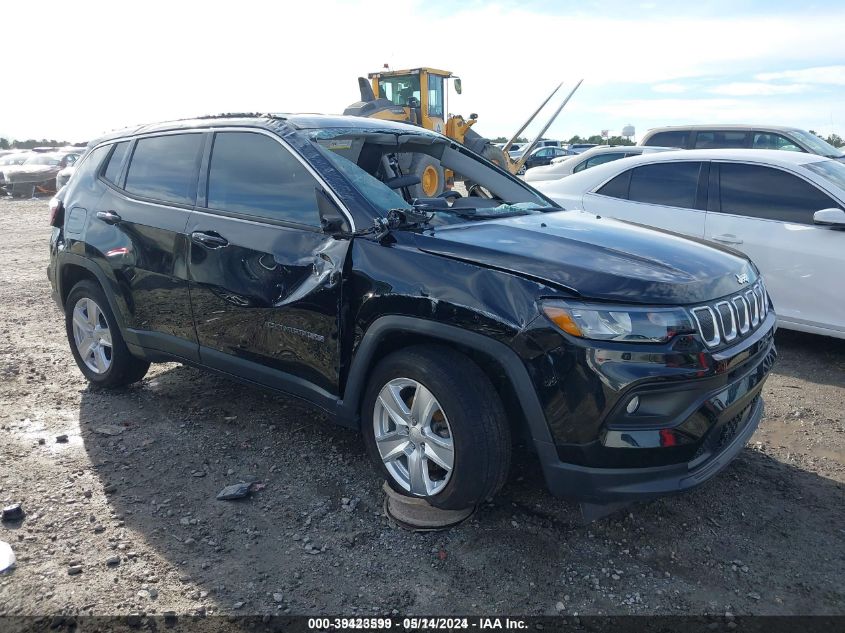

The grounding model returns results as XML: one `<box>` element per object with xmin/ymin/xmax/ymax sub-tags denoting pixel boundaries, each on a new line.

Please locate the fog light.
<box><xmin>626</xmin><ymin>396</ymin><xmax>640</xmax><ymax>414</ymax></box>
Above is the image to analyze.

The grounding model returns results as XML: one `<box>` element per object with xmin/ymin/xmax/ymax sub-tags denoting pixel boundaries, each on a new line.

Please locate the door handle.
<box><xmin>191</xmin><ymin>231</ymin><xmax>229</xmax><ymax>249</ymax></box>
<box><xmin>96</xmin><ymin>210</ymin><xmax>122</xmax><ymax>224</ymax></box>
<box><xmin>712</xmin><ymin>234</ymin><xmax>743</xmax><ymax>245</ymax></box>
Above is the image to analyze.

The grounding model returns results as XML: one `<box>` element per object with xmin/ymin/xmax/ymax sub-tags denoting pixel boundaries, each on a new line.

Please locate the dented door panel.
<box><xmin>186</xmin><ymin>211</ymin><xmax>349</xmax><ymax>395</ymax></box>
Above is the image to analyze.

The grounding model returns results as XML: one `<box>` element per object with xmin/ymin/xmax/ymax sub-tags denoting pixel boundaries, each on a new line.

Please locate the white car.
<box><xmin>525</xmin><ymin>145</ymin><xmax>673</xmax><ymax>183</ymax></box>
<box><xmin>534</xmin><ymin>149</ymin><xmax>845</xmax><ymax>339</ymax></box>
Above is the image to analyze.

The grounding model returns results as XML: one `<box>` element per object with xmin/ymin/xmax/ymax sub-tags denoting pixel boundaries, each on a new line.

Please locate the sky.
<box><xmin>2</xmin><ymin>0</ymin><xmax>844</xmax><ymax>143</ymax></box>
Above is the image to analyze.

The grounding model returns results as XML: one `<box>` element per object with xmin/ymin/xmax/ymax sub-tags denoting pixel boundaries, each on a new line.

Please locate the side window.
<box><xmin>694</xmin><ymin>131</ymin><xmax>749</xmax><ymax>149</ymax></box>
<box><xmin>644</xmin><ymin>131</ymin><xmax>689</xmax><ymax>148</ymax></box>
<box><xmin>103</xmin><ymin>141</ymin><xmax>131</xmax><ymax>186</ymax></box>
<box><xmin>536</xmin><ymin>148</ymin><xmax>553</xmax><ymax>157</ymax></box>
<box><xmin>125</xmin><ymin>134</ymin><xmax>203</xmax><ymax>205</ymax></box>
<box><xmin>427</xmin><ymin>75</ymin><xmax>444</xmax><ymax>118</ymax></box>
<box><xmin>752</xmin><ymin>132</ymin><xmax>803</xmax><ymax>152</ymax></box>
<box><xmin>718</xmin><ymin>163</ymin><xmax>837</xmax><ymax>224</ymax></box>
<box><xmin>572</xmin><ymin>159</ymin><xmax>588</xmax><ymax>173</ymax></box>
<box><xmin>628</xmin><ymin>162</ymin><xmax>702</xmax><ymax>208</ymax></box>
<box><xmin>207</xmin><ymin>132</ymin><xmax>321</xmax><ymax>227</ymax></box>
<box><xmin>596</xmin><ymin>169</ymin><xmax>632</xmax><ymax>199</ymax></box>
<box><xmin>585</xmin><ymin>153</ymin><xmax>624</xmax><ymax>169</ymax></box>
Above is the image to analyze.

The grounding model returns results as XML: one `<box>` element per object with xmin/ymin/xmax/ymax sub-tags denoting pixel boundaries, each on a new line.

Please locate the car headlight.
<box><xmin>541</xmin><ymin>300</ymin><xmax>696</xmax><ymax>343</ymax></box>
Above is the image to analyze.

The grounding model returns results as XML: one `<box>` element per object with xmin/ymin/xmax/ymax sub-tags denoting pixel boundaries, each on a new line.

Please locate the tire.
<box><xmin>407</xmin><ymin>154</ymin><xmax>445</xmax><ymax>198</ymax></box>
<box><xmin>362</xmin><ymin>345</ymin><xmax>511</xmax><ymax>510</ymax></box>
<box><xmin>65</xmin><ymin>280</ymin><xmax>150</xmax><ymax>388</ymax></box>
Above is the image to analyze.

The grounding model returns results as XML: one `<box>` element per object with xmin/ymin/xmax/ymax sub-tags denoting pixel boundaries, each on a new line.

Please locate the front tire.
<box><xmin>65</xmin><ymin>280</ymin><xmax>150</xmax><ymax>388</ymax></box>
<box><xmin>362</xmin><ymin>345</ymin><xmax>511</xmax><ymax>510</ymax></box>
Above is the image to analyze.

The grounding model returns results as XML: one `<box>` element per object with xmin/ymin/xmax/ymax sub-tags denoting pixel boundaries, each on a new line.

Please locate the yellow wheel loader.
<box><xmin>343</xmin><ymin>67</ymin><xmax>581</xmax><ymax>197</ymax></box>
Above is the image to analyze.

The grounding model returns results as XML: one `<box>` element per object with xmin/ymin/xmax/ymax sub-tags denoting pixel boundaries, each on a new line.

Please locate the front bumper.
<box><xmin>540</xmin><ymin>396</ymin><xmax>763</xmax><ymax>503</ymax></box>
<box><xmin>531</xmin><ymin>313</ymin><xmax>776</xmax><ymax>504</ymax></box>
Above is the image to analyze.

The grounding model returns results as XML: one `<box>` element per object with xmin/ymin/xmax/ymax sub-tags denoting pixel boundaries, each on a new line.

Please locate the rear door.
<box><xmin>583</xmin><ymin>161</ymin><xmax>708</xmax><ymax>237</ymax></box>
<box><xmin>186</xmin><ymin>129</ymin><xmax>351</xmax><ymax>406</ymax></box>
<box><xmin>96</xmin><ymin>132</ymin><xmax>203</xmax><ymax>360</ymax></box>
<box><xmin>705</xmin><ymin>161</ymin><xmax>845</xmax><ymax>334</ymax></box>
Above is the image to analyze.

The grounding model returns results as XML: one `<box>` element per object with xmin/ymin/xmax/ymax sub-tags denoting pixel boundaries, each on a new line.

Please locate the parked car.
<box><xmin>1</xmin><ymin>152</ymin><xmax>78</xmax><ymax>196</ymax></box>
<box><xmin>509</xmin><ymin>139</ymin><xmax>562</xmax><ymax>160</ymax></box>
<box><xmin>49</xmin><ymin>114</ymin><xmax>775</xmax><ymax>513</ymax></box>
<box><xmin>640</xmin><ymin>125</ymin><xmax>845</xmax><ymax>162</ymax></box>
<box><xmin>525</xmin><ymin>145</ymin><xmax>673</xmax><ymax>182</ymax></box>
<box><xmin>567</xmin><ymin>143</ymin><xmax>598</xmax><ymax>154</ymax></box>
<box><xmin>518</xmin><ymin>145</ymin><xmax>570</xmax><ymax>173</ymax></box>
<box><xmin>0</xmin><ymin>152</ymin><xmax>34</xmax><ymax>194</ymax></box>
<box><xmin>535</xmin><ymin>148</ymin><xmax>845</xmax><ymax>339</ymax></box>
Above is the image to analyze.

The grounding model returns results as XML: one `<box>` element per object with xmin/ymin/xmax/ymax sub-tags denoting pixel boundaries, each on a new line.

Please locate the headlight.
<box><xmin>541</xmin><ymin>300</ymin><xmax>696</xmax><ymax>343</ymax></box>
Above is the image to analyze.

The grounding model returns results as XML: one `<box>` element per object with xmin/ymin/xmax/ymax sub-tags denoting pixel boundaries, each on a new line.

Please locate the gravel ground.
<box><xmin>0</xmin><ymin>198</ymin><xmax>843</xmax><ymax>618</ymax></box>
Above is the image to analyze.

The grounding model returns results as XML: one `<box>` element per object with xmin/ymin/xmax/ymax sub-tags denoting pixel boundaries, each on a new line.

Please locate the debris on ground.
<box><xmin>93</xmin><ymin>424</ymin><xmax>124</xmax><ymax>436</ymax></box>
<box><xmin>55</xmin><ymin>434</ymin><xmax>68</xmax><ymax>443</ymax></box>
<box><xmin>216</xmin><ymin>483</ymin><xmax>253</xmax><ymax>501</ymax></box>
<box><xmin>2</xmin><ymin>504</ymin><xmax>25</xmax><ymax>522</ymax></box>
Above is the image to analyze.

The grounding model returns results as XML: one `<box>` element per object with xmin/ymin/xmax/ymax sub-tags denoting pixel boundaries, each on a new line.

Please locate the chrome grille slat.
<box><xmin>690</xmin><ymin>281</ymin><xmax>769</xmax><ymax>349</ymax></box>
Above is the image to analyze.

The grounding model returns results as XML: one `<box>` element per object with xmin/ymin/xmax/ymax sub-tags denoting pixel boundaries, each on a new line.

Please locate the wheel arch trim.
<box><xmin>338</xmin><ymin>316</ymin><xmax>556</xmax><ymax>452</ymax></box>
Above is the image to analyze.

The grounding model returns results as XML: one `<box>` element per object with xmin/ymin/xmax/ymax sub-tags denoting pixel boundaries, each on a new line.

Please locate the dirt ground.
<box><xmin>0</xmin><ymin>197</ymin><xmax>843</xmax><ymax>618</ymax></box>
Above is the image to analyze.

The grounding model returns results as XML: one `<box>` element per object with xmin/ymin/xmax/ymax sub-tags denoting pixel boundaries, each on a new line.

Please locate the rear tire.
<box><xmin>65</xmin><ymin>280</ymin><xmax>150</xmax><ymax>388</ymax></box>
<box><xmin>362</xmin><ymin>345</ymin><xmax>511</xmax><ymax>510</ymax></box>
<box><xmin>408</xmin><ymin>154</ymin><xmax>445</xmax><ymax>198</ymax></box>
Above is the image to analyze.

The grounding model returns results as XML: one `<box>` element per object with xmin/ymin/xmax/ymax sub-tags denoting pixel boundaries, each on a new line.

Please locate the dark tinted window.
<box><xmin>103</xmin><ymin>141</ymin><xmax>130</xmax><ymax>185</ymax></box>
<box><xmin>584</xmin><ymin>153</ymin><xmax>624</xmax><ymax>169</ymax></box>
<box><xmin>207</xmin><ymin>132</ymin><xmax>321</xmax><ymax>226</ymax></box>
<box><xmin>125</xmin><ymin>134</ymin><xmax>202</xmax><ymax>205</ymax></box>
<box><xmin>644</xmin><ymin>131</ymin><xmax>689</xmax><ymax>148</ymax></box>
<box><xmin>628</xmin><ymin>162</ymin><xmax>701</xmax><ymax>208</ymax></box>
<box><xmin>718</xmin><ymin>163</ymin><xmax>837</xmax><ymax>224</ymax></box>
<box><xmin>596</xmin><ymin>170</ymin><xmax>631</xmax><ymax>198</ymax></box>
<box><xmin>67</xmin><ymin>145</ymin><xmax>110</xmax><ymax>193</ymax></box>
<box><xmin>694</xmin><ymin>131</ymin><xmax>749</xmax><ymax>149</ymax></box>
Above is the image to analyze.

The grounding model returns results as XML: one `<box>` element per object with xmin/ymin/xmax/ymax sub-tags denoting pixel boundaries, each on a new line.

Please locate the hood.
<box><xmin>414</xmin><ymin>210</ymin><xmax>756</xmax><ymax>305</ymax></box>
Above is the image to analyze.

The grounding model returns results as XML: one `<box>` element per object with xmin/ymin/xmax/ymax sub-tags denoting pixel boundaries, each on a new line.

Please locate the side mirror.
<box><xmin>813</xmin><ymin>208</ymin><xmax>845</xmax><ymax>228</ymax></box>
<box><xmin>316</xmin><ymin>188</ymin><xmax>350</xmax><ymax>236</ymax></box>
<box><xmin>469</xmin><ymin>113</ymin><xmax>478</xmax><ymax>120</ymax></box>
<box><xmin>453</xmin><ymin>78</ymin><xmax>462</xmax><ymax>94</ymax></box>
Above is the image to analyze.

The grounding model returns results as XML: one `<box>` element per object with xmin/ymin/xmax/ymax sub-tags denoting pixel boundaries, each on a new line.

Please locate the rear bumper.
<box><xmin>539</xmin><ymin>397</ymin><xmax>763</xmax><ymax>503</ymax></box>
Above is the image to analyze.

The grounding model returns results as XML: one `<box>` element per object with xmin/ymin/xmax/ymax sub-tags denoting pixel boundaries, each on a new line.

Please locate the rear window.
<box><xmin>103</xmin><ymin>141</ymin><xmax>130</xmax><ymax>185</ymax></box>
<box><xmin>627</xmin><ymin>162</ymin><xmax>702</xmax><ymax>208</ymax></box>
<box><xmin>125</xmin><ymin>134</ymin><xmax>203</xmax><ymax>205</ymax></box>
<box><xmin>644</xmin><ymin>131</ymin><xmax>689</xmax><ymax>148</ymax></box>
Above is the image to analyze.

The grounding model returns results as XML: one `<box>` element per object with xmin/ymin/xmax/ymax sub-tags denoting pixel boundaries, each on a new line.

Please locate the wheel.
<box><xmin>408</xmin><ymin>154</ymin><xmax>445</xmax><ymax>198</ymax></box>
<box><xmin>362</xmin><ymin>345</ymin><xmax>511</xmax><ymax>510</ymax></box>
<box><xmin>65</xmin><ymin>280</ymin><xmax>150</xmax><ymax>388</ymax></box>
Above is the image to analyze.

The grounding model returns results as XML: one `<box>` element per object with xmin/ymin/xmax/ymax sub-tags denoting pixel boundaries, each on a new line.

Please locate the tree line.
<box><xmin>0</xmin><ymin>138</ymin><xmax>86</xmax><ymax>150</ymax></box>
<box><xmin>493</xmin><ymin>132</ymin><xmax>845</xmax><ymax>148</ymax></box>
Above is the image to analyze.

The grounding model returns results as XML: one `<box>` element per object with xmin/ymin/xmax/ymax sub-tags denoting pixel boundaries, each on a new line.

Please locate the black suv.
<box><xmin>48</xmin><ymin>114</ymin><xmax>777</xmax><ymax>512</ymax></box>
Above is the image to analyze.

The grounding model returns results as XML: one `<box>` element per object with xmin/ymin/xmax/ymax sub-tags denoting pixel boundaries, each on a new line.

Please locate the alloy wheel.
<box><xmin>71</xmin><ymin>297</ymin><xmax>113</xmax><ymax>374</ymax></box>
<box><xmin>373</xmin><ymin>377</ymin><xmax>454</xmax><ymax>497</ymax></box>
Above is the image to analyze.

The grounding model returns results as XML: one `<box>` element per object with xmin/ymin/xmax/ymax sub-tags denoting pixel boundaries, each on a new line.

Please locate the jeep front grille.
<box><xmin>689</xmin><ymin>281</ymin><xmax>769</xmax><ymax>349</ymax></box>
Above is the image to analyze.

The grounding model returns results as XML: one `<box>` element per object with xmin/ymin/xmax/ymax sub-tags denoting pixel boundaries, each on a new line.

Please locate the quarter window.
<box><xmin>206</xmin><ymin>132</ymin><xmax>321</xmax><ymax>226</ymax></box>
<box><xmin>103</xmin><ymin>141</ymin><xmax>130</xmax><ymax>186</ymax></box>
<box><xmin>125</xmin><ymin>134</ymin><xmax>203</xmax><ymax>205</ymax></box>
<box><xmin>627</xmin><ymin>162</ymin><xmax>702</xmax><ymax>208</ymax></box>
<box><xmin>718</xmin><ymin>163</ymin><xmax>837</xmax><ymax>224</ymax></box>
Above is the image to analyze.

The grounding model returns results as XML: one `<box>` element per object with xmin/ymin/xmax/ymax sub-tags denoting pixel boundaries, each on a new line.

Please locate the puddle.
<box><xmin>12</xmin><ymin>409</ymin><xmax>84</xmax><ymax>453</ymax></box>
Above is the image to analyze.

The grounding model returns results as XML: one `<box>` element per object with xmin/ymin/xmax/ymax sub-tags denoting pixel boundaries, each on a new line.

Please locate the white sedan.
<box><xmin>524</xmin><ymin>145</ymin><xmax>673</xmax><ymax>183</ymax></box>
<box><xmin>534</xmin><ymin>148</ymin><xmax>845</xmax><ymax>339</ymax></box>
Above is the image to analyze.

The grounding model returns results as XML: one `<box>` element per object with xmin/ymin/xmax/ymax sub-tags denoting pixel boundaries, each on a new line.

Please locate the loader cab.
<box><xmin>370</xmin><ymin>68</ymin><xmax>453</xmax><ymax>135</ymax></box>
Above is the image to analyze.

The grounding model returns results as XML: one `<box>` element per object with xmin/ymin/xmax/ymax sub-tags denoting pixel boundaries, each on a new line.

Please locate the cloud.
<box><xmin>755</xmin><ymin>65</ymin><xmax>845</xmax><ymax>86</ymax></box>
<box><xmin>708</xmin><ymin>82</ymin><xmax>810</xmax><ymax>96</ymax></box>
<box><xmin>652</xmin><ymin>83</ymin><xmax>688</xmax><ymax>94</ymax></box>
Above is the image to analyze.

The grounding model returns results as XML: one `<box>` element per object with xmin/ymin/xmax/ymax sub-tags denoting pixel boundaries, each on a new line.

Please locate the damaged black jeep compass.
<box><xmin>48</xmin><ymin>114</ymin><xmax>776</xmax><ymax>512</ymax></box>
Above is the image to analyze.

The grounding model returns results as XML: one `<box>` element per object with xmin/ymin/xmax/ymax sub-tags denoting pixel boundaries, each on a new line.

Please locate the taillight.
<box><xmin>49</xmin><ymin>196</ymin><xmax>64</xmax><ymax>227</ymax></box>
